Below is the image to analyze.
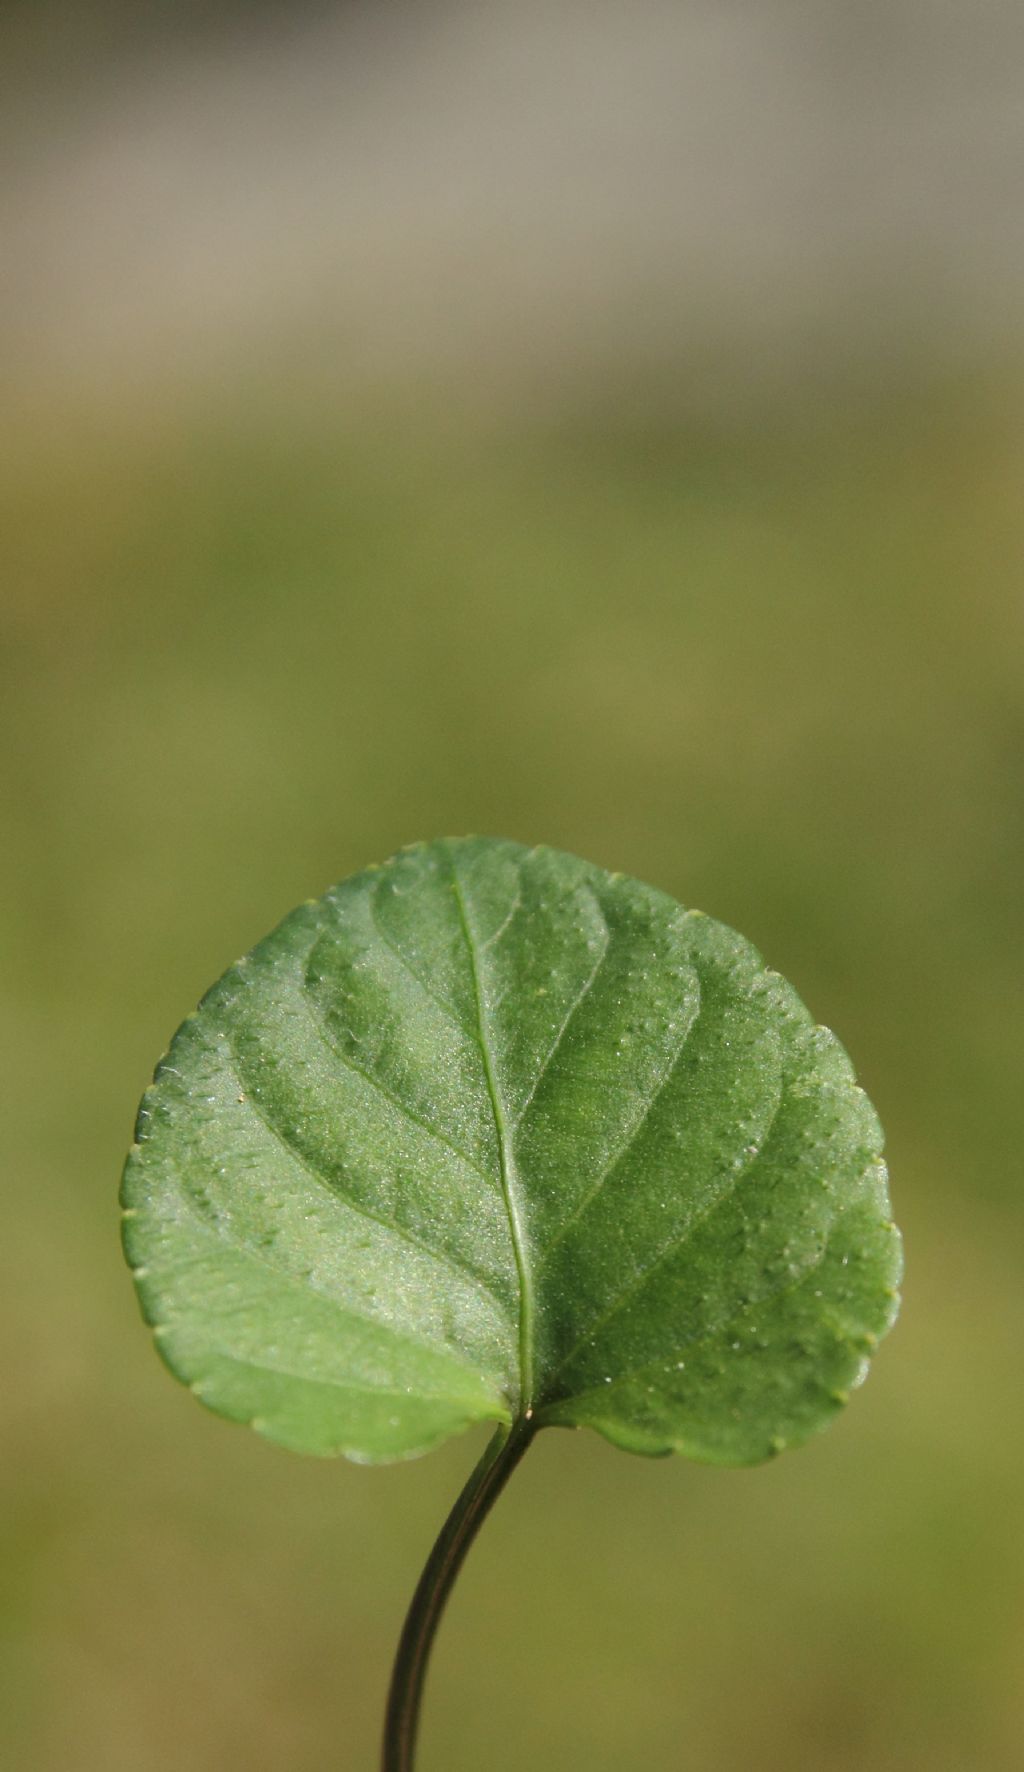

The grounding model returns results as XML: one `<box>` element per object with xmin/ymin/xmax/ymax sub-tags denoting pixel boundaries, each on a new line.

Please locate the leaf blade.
<box><xmin>122</xmin><ymin>837</ymin><xmax>901</xmax><ymax>1463</ymax></box>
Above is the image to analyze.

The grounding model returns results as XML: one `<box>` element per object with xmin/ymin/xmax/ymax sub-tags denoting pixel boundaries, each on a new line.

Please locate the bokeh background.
<box><xmin>3</xmin><ymin>4</ymin><xmax>1023</xmax><ymax>1768</ymax></box>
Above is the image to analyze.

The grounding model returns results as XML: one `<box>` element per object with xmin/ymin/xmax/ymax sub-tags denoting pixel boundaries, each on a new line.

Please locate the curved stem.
<box><xmin>381</xmin><ymin>1418</ymin><xmax>535</xmax><ymax>1772</ymax></box>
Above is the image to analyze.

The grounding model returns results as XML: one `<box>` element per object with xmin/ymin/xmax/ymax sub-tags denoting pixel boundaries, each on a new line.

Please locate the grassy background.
<box><xmin>2</xmin><ymin>355</ymin><xmax>1022</xmax><ymax>1770</ymax></box>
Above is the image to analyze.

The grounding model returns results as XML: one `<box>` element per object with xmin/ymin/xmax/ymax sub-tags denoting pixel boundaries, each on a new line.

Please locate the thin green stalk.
<box><xmin>381</xmin><ymin>1419</ymin><xmax>535</xmax><ymax>1772</ymax></box>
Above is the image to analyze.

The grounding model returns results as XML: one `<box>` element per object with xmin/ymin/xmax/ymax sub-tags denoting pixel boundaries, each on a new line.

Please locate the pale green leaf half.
<box><xmin>122</xmin><ymin>838</ymin><xmax>901</xmax><ymax>1464</ymax></box>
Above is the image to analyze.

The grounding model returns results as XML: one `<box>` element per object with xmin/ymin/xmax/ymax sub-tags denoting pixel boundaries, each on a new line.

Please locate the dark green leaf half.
<box><xmin>122</xmin><ymin>838</ymin><xmax>901</xmax><ymax>1464</ymax></box>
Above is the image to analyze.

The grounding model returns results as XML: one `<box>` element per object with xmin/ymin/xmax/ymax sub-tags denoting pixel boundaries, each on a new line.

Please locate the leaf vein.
<box><xmin>368</xmin><ymin>882</ymin><xmax>472</xmax><ymax>1039</ymax></box>
<box><xmin>478</xmin><ymin>883</ymin><xmax>524</xmax><ymax>952</ymax></box>
<box><xmin>546</xmin><ymin>1068</ymin><xmax>786</xmax><ymax>1385</ymax></box>
<box><xmin>450</xmin><ymin>849</ymin><xmax>536</xmax><ymax>1412</ymax></box>
<box><xmin>223</xmin><ymin>1034</ymin><xmax>513</xmax><ymax>1319</ymax></box>
<box><xmin>511</xmin><ymin>889</ymin><xmax>612</xmax><ymax>1130</ymax></box>
<box><xmin>294</xmin><ymin>968</ymin><xmax>498</xmax><ymax>1185</ymax></box>
<box><xmin>538</xmin><ymin>962</ymin><xmax>703</xmax><ymax>1259</ymax></box>
<box><xmin>163</xmin><ymin>1171</ymin><xmax>505</xmax><ymax>1370</ymax></box>
<box><xmin>196</xmin><ymin>1347</ymin><xmax>500</xmax><ymax>1407</ymax></box>
<box><xmin>541</xmin><ymin>1232</ymin><xmax>835</xmax><ymax>1413</ymax></box>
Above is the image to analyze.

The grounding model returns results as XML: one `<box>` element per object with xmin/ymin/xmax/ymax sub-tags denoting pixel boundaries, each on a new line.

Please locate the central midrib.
<box><xmin>450</xmin><ymin>860</ymin><xmax>536</xmax><ymax>1417</ymax></box>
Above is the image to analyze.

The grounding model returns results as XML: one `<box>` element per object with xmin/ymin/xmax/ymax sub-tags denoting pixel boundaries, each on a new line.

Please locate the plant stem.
<box><xmin>381</xmin><ymin>1418</ymin><xmax>535</xmax><ymax>1772</ymax></box>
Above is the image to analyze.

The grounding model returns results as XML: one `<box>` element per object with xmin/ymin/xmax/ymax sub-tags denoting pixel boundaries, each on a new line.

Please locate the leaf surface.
<box><xmin>122</xmin><ymin>838</ymin><xmax>901</xmax><ymax>1463</ymax></box>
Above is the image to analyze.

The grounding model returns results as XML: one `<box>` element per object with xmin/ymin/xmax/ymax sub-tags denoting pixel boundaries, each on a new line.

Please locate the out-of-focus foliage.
<box><xmin>2</xmin><ymin>360</ymin><xmax>1022</xmax><ymax>1769</ymax></box>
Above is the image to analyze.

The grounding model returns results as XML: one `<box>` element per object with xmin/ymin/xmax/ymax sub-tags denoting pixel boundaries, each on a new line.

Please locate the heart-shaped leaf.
<box><xmin>122</xmin><ymin>838</ymin><xmax>901</xmax><ymax>1465</ymax></box>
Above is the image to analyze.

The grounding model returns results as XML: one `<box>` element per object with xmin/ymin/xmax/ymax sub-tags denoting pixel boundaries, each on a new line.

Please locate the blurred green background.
<box><xmin>2</xmin><ymin>5</ymin><xmax>1023</xmax><ymax>1769</ymax></box>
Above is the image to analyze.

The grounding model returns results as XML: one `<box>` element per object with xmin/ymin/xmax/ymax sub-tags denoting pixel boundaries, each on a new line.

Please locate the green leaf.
<box><xmin>122</xmin><ymin>837</ymin><xmax>901</xmax><ymax>1465</ymax></box>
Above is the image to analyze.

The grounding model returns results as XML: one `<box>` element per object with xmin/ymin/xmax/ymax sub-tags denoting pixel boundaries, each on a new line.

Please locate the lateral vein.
<box><xmin>223</xmin><ymin>1034</ymin><xmax>512</xmax><ymax>1319</ymax></box>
